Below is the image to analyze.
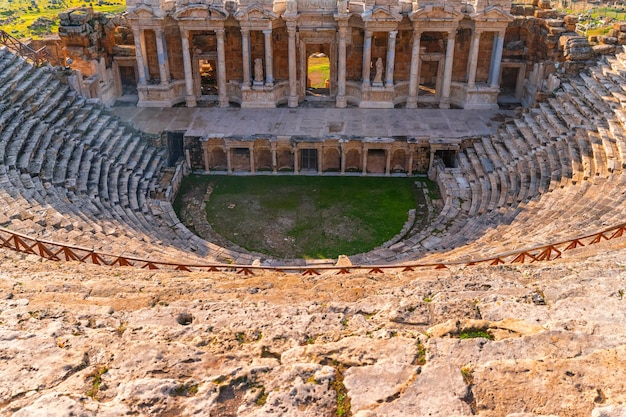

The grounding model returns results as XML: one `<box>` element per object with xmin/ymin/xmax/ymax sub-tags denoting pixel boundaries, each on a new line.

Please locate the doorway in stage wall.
<box><xmin>300</xmin><ymin>148</ymin><xmax>318</xmax><ymax>171</ymax></box>
<box><xmin>193</xmin><ymin>54</ymin><xmax>219</xmax><ymax>106</ymax></box>
<box><xmin>199</xmin><ymin>58</ymin><xmax>218</xmax><ymax>95</ymax></box>
<box><xmin>307</xmin><ymin>52</ymin><xmax>330</xmax><ymax>97</ymax></box>
<box><xmin>119</xmin><ymin>65</ymin><xmax>137</xmax><ymax>95</ymax></box>
<box><xmin>167</xmin><ymin>132</ymin><xmax>184</xmax><ymax>167</ymax></box>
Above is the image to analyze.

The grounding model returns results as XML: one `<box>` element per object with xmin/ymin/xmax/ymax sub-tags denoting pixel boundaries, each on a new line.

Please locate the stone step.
<box><xmin>569</xmin><ymin>78</ymin><xmax>612</xmax><ymax>115</ymax></box>
<box><xmin>0</xmin><ymin>58</ymin><xmax>31</xmax><ymax>99</ymax></box>
<box><xmin>557</xmin><ymin>85</ymin><xmax>594</xmax><ymax>121</ymax></box>
<box><xmin>11</xmin><ymin>122</ymin><xmax>48</xmax><ymax>172</ymax></box>
<box><xmin>606</xmin><ymin>120</ymin><xmax>626</xmax><ymax>170</ymax></box>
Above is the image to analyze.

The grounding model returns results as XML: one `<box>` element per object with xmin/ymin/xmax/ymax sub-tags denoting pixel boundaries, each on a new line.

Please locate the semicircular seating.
<box><xmin>361</xmin><ymin>50</ymin><xmax>626</xmax><ymax>265</ymax></box>
<box><xmin>1</xmin><ymin>44</ymin><xmax>626</xmax><ymax>267</ymax></box>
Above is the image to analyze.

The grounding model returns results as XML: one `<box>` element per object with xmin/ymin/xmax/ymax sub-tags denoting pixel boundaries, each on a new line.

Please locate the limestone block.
<box><xmin>593</xmin><ymin>44</ymin><xmax>616</xmax><ymax>55</ymax></box>
<box><xmin>601</xmin><ymin>36</ymin><xmax>619</xmax><ymax>45</ymax></box>
<box><xmin>389</xmin><ymin>303</ymin><xmax>430</xmax><ymax>325</ymax></box>
<box><xmin>549</xmin><ymin>27</ymin><xmax>567</xmax><ymax>35</ymax></box>
<box><xmin>545</xmin><ymin>19</ymin><xmax>564</xmax><ymax>27</ymax></box>
<box><xmin>69</xmin><ymin>9</ymin><xmax>93</xmax><ymax>25</ymax></box>
<box><xmin>371</xmin><ymin>362</ymin><xmax>472</xmax><ymax>416</ymax></box>
<box><xmin>344</xmin><ymin>363</ymin><xmax>417</xmax><ymax>413</ymax></box>
<box><xmin>563</xmin><ymin>15</ymin><xmax>578</xmax><ymax>24</ymax></box>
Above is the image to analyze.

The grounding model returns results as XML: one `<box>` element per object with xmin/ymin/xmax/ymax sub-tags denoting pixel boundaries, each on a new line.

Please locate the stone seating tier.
<box><xmin>1</xmin><ymin>44</ymin><xmax>626</xmax><ymax>268</ymax></box>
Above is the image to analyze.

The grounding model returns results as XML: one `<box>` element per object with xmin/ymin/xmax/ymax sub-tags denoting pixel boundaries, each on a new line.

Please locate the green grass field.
<box><xmin>175</xmin><ymin>175</ymin><xmax>429</xmax><ymax>259</ymax></box>
<box><xmin>307</xmin><ymin>55</ymin><xmax>330</xmax><ymax>89</ymax></box>
<box><xmin>0</xmin><ymin>0</ymin><xmax>125</xmax><ymax>39</ymax></box>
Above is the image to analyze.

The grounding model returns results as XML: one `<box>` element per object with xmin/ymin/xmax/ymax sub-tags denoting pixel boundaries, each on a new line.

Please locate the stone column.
<box><xmin>154</xmin><ymin>28</ymin><xmax>170</xmax><ymax>85</ymax></box>
<box><xmin>489</xmin><ymin>31</ymin><xmax>505</xmax><ymax>88</ymax></box>
<box><xmin>180</xmin><ymin>28</ymin><xmax>196</xmax><ymax>107</ymax></box>
<box><xmin>263</xmin><ymin>29</ymin><xmax>274</xmax><ymax>87</ymax></box>
<box><xmin>287</xmin><ymin>24</ymin><xmax>298</xmax><ymax>107</ymax></box>
<box><xmin>385</xmin><ymin>148</ymin><xmax>391</xmax><ymax>175</ymax></box>
<box><xmin>226</xmin><ymin>147</ymin><xmax>232</xmax><ymax>174</ymax></box>
<box><xmin>216</xmin><ymin>28</ymin><xmax>228</xmax><ymax>107</ymax></box>
<box><xmin>294</xmin><ymin>145</ymin><xmax>299</xmax><ymax>174</ymax></box>
<box><xmin>133</xmin><ymin>28</ymin><xmax>148</xmax><ymax>84</ymax></box>
<box><xmin>362</xmin><ymin>30</ymin><xmax>373</xmax><ymax>88</ymax></box>
<box><xmin>271</xmin><ymin>142</ymin><xmax>277</xmax><ymax>173</ymax></box>
<box><xmin>336</xmin><ymin>23</ymin><xmax>348</xmax><ymax>108</ymax></box>
<box><xmin>440</xmin><ymin>30</ymin><xmax>456</xmax><ymax>109</ymax></box>
<box><xmin>407</xmin><ymin>148</ymin><xmax>414</xmax><ymax>176</ymax></box>
<box><xmin>385</xmin><ymin>30</ymin><xmax>397</xmax><ymax>88</ymax></box>
<box><xmin>466</xmin><ymin>29</ymin><xmax>481</xmax><ymax>88</ymax></box>
<box><xmin>241</xmin><ymin>28</ymin><xmax>251</xmax><ymax>88</ymax></box>
<box><xmin>317</xmin><ymin>146</ymin><xmax>323</xmax><ymax>173</ymax></box>
<box><xmin>249</xmin><ymin>146</ymin><xmax>255</xmax><ymax>173</ymax></box>
<box><xmin>407</xmin><ymin>30</ymin><xmax>421</xmax><ymax>109</ymax></box>
<box><xmin>203</xmin><ymin>144</ymin><xmax>210</xmax><ymax>172</ymax></box>
<box><xmin>362</xmin><ymin>148</ymin><xmax>368</xmax><ymax>175</ymax></box>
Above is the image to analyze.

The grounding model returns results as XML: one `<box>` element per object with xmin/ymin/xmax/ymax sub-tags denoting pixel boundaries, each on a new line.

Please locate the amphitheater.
<box><xmin>1</xmin><ymin>0</ymin><xmax>626</xmax><ymax>414</ymax></box>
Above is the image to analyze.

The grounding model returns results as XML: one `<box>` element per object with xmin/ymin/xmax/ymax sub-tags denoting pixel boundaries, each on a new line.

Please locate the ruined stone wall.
<box><xmin>452</xmin><ymin>28</ymin><xmax>471</xmax><ymax>83</ymax></box>
<box><xmin>346</xmin><ymin>27</ymin><xmax>364</xmax><ymax>81</ymax></box>
<box><xmin>250</xmin><ymin>30</ymin><xmax>265</xmax><ymax>76</ymax></box>
<box><xmin>145</xmin><ymin>29</ymin><xmax>159</xmax><ymax>81</ymax></box>
<box><xmin>393</xmin><ymin>29</ymin><xmax>412</xmax><ymax>82</ymax></box>
<box><xmin>166</xmin><ymin>27</ymin><xmax>184</xmax><ymax>80</ymax></box>
<box><xmin>225</xmin><ymin>25</ymin><xmax>243</xmax><ymax>82</ymax></box>
<box><xmin>272</xmin><ymin>26</ymin><xmax>289</xmax><ymax>82</ymax></box>
<box><xmin>477</xmin><ymin>32</ymin><xmax>495</xmax><ymax>83</ymax></box>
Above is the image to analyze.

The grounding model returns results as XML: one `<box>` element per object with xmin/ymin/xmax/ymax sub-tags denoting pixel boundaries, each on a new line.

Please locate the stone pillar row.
<box><xmin>205</xmin><ymin>144</ymin><xmax>414</xmax><ymax>175</ymax></box>
<box><xmin>132</xmin><ymin>23</ymin><xmax>505</xmax><ymax>109</ymax></box>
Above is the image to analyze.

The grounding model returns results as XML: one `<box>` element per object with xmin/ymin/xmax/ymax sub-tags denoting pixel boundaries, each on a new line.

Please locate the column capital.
<box><xmin>263</xmin><ymin>29</ymin><xmax>273</xmax><ymax>35</ymax></box>
<box><xmin>389</xmin><ymin>30</ymin><xmax>398</xmax><ymax>38</ymax></box>
<box><xmin>215</xmin><ymin>28</ymin><xmax>225</xmax><ymax>37</ymax></box>
<box><xmin>154</xmin><ymin>27</ymin><xmax>163</xmax><ymax>36</ymax></box>
<box><xmin>240</xmin><ymin>27</ymin><xmax>249</xmax><ymax>35</ymax></box>
<box><xmin>364</xmin><ymin>29</ymin><xmax>373</xmax><ymax>38</ymax></box>
<box><xmin>180</xmin><ymin>28</ymin><xmax>189</xmax><ymax>38</ymax></box>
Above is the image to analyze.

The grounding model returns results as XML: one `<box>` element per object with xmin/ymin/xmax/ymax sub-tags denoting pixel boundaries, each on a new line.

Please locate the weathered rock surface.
<box><xmin>1</xmin><ymin>247</ymin><xmax>625</xmax><ymax>416</ymax></box>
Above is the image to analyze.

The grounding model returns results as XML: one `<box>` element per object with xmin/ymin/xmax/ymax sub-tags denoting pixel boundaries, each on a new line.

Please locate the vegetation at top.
<box><xmin>0</xmin><ymin>0</ymin><xmax>125</xmax><ymax>39</ymax></box>
<box><xmin>307</xmin><ymin>55</ymin><xmax>331</xmax><ymax>89</ymax></box>
<box><xmin>555</xmin><ymin>0</ymin><xmax>626</xmax><ymax>37</ymax></box>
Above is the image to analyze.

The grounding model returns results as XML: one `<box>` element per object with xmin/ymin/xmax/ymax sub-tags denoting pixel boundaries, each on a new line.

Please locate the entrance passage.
<box><xmin>501</xmin><ymin>66</ymin><xmax>519</xmax><ymax>96</ymax></box>
<box><xmin>307</xmin><ymin>52</ymin><xmax>330</xmax><ymax>97</ymax></box>
<box><xmin>119</xmin><ymin>66</ymin><xmax>137</xmax><ymax>95</ymax></box>
<box><xmin>199</xmin><ymin>59</ymin><xmax>218</xmax><ymax>96</ymax></box>
<box><xmin>167</xmin><ymin>132</ymin><xmax>184</xmax><ymax>167</ymax></box>
<box><xmin>300</xmin><ymin>149</ymin><xmax>318</xmax><ymax>171</ymax></box>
